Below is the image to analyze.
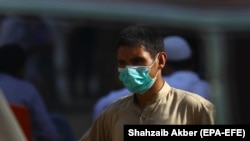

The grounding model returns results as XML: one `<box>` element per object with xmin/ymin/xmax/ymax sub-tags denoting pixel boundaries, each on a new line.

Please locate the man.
<box><xmin>80</xmin><ymin>25</ymin><xmax>215</xmax><ymax>141</ymax></box>
<box><xmin>0</xmin><ymin>44</ymin><xmax>59</xmax><ymax>141</ymax></box>
<box><xmin>92</xmin><ymin>35</ymin><xmax>211</xmax><ymax>120</ymax></box>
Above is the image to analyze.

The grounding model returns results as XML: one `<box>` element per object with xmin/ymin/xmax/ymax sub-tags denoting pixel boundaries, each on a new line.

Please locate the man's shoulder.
<box><xmin>171</xmin><ymin>87</ymin><xmax>214</xmax><ymax>108</ymax></box>
<box><xmin>95</xmin><ymin>88</ymin><xmax>130</xmax><ymax>108</ymax></box>
<box><xmin>105</xmin><ymin>94</ymin><xmax>133</xmax><ymax>111</ymax></box>
<box><xmin>0</xmin><ymin>74</ymin><xmax>35</xmax><ymax>88</ymax></box>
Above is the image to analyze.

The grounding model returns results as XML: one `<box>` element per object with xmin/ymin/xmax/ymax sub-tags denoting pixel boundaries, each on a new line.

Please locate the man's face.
<box><xmin>117</xmin><ymin>45</ymin><xmax>153</xmax><ymax>68</ymax></box>
<box><xmin>117</xmin><ymin>45</ymin><xmax>158</xmax><ymax>78</ymax></box>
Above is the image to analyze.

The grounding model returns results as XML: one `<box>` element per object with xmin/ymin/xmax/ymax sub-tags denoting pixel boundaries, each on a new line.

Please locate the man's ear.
<box><xmin>158</xmin><ymin>52</ymin><xmax>167</xmax><ymax>69</ymax></box>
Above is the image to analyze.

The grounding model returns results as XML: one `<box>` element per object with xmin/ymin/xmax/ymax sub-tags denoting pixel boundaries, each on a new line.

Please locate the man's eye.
<box><xmin>117</xmin><ymin>61</ymin><xmax>126</xmax><ymax>67</ymax></box>
<box><xmin>131</xmin><ymin>59</ymin><xmax>145</xmax><ymax>66</ymax></box>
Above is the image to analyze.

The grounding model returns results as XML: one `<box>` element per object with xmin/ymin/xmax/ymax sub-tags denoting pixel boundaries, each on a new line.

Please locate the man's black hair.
<box><xmin>116</xmin><ymin>24</ymin><xmax>164</xmax><ymax>59</ymax></box>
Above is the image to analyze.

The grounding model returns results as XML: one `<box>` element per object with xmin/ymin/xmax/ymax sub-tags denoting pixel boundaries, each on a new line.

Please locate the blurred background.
<box><xmin>0</xmin><ymin>0</ymin><xmax>250</xmax><ymax>140</ymax></box>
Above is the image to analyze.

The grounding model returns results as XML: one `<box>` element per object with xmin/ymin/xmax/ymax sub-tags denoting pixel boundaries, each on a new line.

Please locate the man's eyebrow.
<box><xmin>129</xmin><ymin>56</ymin><xmax>147</xmax><ymax>63</ymax></box>
<box><xmin>131</xmin><ymin>56</ymin><xmax>144</xmax><ymax>61</ymax></box>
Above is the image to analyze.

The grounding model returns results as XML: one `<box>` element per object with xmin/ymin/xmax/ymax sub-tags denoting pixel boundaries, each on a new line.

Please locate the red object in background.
<box><xmin>10</xmin><ymin>104</ymin><xmax>33</xmax><ymax>141</ymax></box>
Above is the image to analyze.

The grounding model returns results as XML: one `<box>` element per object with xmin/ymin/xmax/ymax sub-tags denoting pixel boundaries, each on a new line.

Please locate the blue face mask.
<box><xmin>118</xmin><ymin>54</ymin><xmax>159</xmax><ymax>94</ymax></box>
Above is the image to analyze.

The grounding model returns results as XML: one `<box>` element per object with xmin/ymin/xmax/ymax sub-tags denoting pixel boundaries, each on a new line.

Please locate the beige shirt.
<box><xmin>80</xmin><ymin>82</ymin><xmax>215</xmax><ymax>141</ymax></box>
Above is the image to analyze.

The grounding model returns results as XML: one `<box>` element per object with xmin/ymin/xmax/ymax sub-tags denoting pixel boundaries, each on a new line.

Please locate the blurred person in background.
<box><xmin>163</xmin><ymin>35</ymin><xmax>211</xmax><ymax>100</ymax></box>
<box><xmin>0</xmin><ymin>43</ymin><xmax>59</xmax><ymax>141</ymax></box>
<box><xmin>0</xmin><ymin>15</ymin><xmax>76</xmax><ymax>141</ymax></box>
<box><xmin>0</xmin><ymin>14</ymin><xmax>59</xmax><ymax>110</ymax></box>
<box><xmin>92</xmin><ymin>34</ymin><xmax>211</xmax><ymax>120</ymax></box>
<box><xmin>80</xmin><ymin>24</ymin><xmax>215</xmax><ymax>141</ymax></box>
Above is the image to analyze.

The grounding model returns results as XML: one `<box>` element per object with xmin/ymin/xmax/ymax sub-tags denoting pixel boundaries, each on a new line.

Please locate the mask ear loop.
<box><xmin>149</xmin><ymin>53</ymin><xmax>160</xmax><ymax>67</ymax></box>
<box><xmin>149</xmin><ymin>53</ymin><xmax>160</xmax><ymax>79</ymax></box>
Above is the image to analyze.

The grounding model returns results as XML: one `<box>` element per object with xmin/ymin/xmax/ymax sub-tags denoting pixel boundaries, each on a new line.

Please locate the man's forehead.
<box><xmin>117</xmin><ymin>47</ymin><xmax>151</xmax><ymax>60</ymax></box>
